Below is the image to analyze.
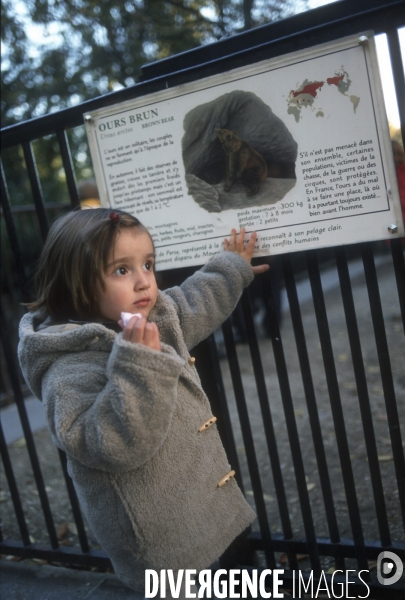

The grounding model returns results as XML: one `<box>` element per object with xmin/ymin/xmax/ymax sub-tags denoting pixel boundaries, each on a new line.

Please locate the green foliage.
<box><xmin>1</xmin><ymin>0</ymin><xmax>308</xmax><ymax>127</ymax></box>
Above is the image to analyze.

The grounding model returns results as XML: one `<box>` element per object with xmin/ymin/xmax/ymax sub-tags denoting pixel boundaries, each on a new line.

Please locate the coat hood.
<box><xmin>18</xmin><ymin>312</ymin><xmax>118</xmax><ymax>401</ymax></box>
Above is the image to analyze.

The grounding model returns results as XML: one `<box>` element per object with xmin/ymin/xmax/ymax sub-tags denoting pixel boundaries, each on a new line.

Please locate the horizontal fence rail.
<box><xmin>1</xmin><ymin>1</ymin><xmax>404</xmax><ymax>597</ymax></box>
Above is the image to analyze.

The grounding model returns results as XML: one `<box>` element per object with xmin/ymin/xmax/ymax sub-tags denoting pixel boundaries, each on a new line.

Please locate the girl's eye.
<box><xmin>114</xmin><ymin>266</ymin><xmax>128</xmax><ymax>276</ymax></box>
<box><xmin>144</xmin><ymin>261</ymin><xmax>153</xmax><ymax>271</ymax></box>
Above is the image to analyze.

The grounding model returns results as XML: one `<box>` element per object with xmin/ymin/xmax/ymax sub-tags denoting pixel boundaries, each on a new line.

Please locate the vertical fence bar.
<box><xmin>195</xmin><ymin>335</ymin><xmax>255</xmax><ymax>567</ymax></box>
<box><xmin>0</xmin><ymin>421</ymin><xmax>31</xmax><ymax>546</ymax></box>
<box><xmin>361</xmin><ymin>243</ymin><xmax>405</xmax><ymax>529</ymax></box>
<box><xmin>335</xmin><ymin>247</ymin><xmax>391</xmax><ymax>546</ymax></box>
<box><xmin>0</xmin><ymin>161</ymin><xmax>30</xmax><ymax>303</ymax></box>
<box><xmin>234</xmin><ymin>295</ymin><xmax>295</xmax><ymax>547</ymax></box>
<box><xmin>21</xmin><ymin>142</ymin><xmax>49</xmax><ymax>241</ymax></box>
<box><xmin>0</xmin><ymin>310</ymin><xmax>59</xmax><ymax>549</ymax></box>
<box><xmin>56</xmin><ymin>130</ymin><xmax>80</xmax><ymax>209</ymax></box>
<box><xmin>390</xmin><ymin>238</ymin><xmax>405</xmax><ymax>335</ymax></box>
<box><xmin>222</xmin><ymin>317</ymin><xmax>276</xmax><ymax>569</ymax></box>
<box><xmin>386</xmin><ymin>27</ymin><xmax>405</xmax><ymax>145</ymax></box>
<box><xmin>282</xmin><ymin>255</ymin><xmax>342</xmax><ymax>557</ymax></box>
<box><xmin>252</xmin><ymin>276</ymin><xmax>321</xmax><ymax>574</ymax></box>
<box><xmin>306</xmin><ymin>250</ymin><xmax>368</xmax><ymax>572</ymax></box>
<box><xmin>195</xmin><ymin>335</ymin><xmax>244</xmax><ymax>492</ymax></box>
<box><xmin>57</xmin><ymin>450</ymin><xmax>90</xmax><ymax>554</ymax></box>
<box><xmin>229</xmin><ymin>294</ymin><xmax>301</xmax><ymax>570</ymax></box>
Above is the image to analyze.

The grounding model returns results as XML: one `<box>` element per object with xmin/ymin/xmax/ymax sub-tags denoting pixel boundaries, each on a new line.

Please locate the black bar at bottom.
<box><xmin>0</xmin><ymin>539</ymin><xmax>111</xmax><ymax>568</ymax></box>
<box><xmin>248</xmin><ymin>531</ymin><xmax>404</xmax><ymax>560</ymax></box>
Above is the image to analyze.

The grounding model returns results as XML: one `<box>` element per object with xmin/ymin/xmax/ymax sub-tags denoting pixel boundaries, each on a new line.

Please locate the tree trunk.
<box><xmin>243</xmin><ymin>0</ymin><xmax>254</xmax><ymax>30</ymax></box>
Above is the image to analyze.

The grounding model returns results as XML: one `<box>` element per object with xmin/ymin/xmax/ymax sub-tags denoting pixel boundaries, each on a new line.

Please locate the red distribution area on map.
<box><xmin>326</xmin><ymin>74</ymin><xmax>345</xmax><ymax>86</ymax></box>
<box><xmin>292</xmin><ymin>81</ymin><xmax>324</xmax><ymax>98</ymax></box>
<box><xmin>291</xmin><ymin>74</ymin><xmax>345</xmax><ymax>99</ymax></box>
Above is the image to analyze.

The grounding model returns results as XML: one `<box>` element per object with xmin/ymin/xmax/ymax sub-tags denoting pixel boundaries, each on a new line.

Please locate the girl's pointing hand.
<box><xmin>224</xmin><ymin>227</ymin><xmax>270</xmax><ymax>275</ymax></box>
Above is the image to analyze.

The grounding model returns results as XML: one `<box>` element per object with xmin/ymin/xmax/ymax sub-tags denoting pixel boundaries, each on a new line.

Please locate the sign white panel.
<box><xmin>85</xmin><ymin>33</ymin><xmax>403</xmax><ymax>270</ymax></box>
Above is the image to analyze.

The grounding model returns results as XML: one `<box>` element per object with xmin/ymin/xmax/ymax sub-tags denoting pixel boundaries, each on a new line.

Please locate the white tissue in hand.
<box><xmin>120</xmin><ymin>312</ymin><xmax>142</xmax><ymax>326</ymax></box>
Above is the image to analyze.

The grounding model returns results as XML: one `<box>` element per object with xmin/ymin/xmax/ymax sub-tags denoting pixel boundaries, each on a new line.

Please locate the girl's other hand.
<box><xmin>118</xmin><ymin>315</ymin><xmax>161</xmax><ymax>351</ymax></box>
<box><xmin>223</xmin><ymin>227</ymin><xmax>270</xmax><ymax>275</ymax></box>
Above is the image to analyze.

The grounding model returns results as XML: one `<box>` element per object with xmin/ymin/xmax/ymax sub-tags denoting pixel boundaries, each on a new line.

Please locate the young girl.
<box><xmin>18</xmin><ymin>208</ymin><xmax>268</xmax><ymax>594</ymax></box>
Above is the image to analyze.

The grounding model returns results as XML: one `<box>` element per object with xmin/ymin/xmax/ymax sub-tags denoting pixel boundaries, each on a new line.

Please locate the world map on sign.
<box><xmin>287</xmin><ymin>69</ymin><xmax>360</xmax><ymax>122</ymax></box>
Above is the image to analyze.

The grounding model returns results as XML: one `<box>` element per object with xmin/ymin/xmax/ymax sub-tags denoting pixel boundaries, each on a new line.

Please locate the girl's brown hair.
<box><xmin>28</xmin><ymin>208</ymin><xmax>150</xmax><ymax>321</ymax></box>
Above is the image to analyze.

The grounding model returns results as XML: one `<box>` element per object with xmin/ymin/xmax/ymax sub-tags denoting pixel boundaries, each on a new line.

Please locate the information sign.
<box><xmin>85</xmin><ymin>33</ymin><xmax>403</xmax><ymax>269</ymax></box>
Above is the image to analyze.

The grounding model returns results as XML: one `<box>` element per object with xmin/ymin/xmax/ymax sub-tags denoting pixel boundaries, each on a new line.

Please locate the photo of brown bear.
<box><xmin>215</xmin><ymin>128</ymin><xmax>268</xmax><ymax>196</ymax></box>
<box><xmin>182</xmin><ymin>90</ymin><xmax>297</xmax><ymax>212</ymax></box>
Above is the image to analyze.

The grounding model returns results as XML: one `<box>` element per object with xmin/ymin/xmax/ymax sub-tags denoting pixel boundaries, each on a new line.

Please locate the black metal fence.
<box><xmin>1</xmin><ymin>0</ymin><xmax>404</xmax><ymax>597</ymax></box>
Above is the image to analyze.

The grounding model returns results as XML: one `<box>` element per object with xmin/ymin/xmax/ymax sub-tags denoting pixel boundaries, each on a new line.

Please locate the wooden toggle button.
<box><xmin>217</xmin><ymin>470</ymin><xmax>235</xmax><ymax>487</ymax></box>
<box><xmin>198</xmin><ymin>416</ymin><xmax>217</xmax><ymax>432</ymax></box>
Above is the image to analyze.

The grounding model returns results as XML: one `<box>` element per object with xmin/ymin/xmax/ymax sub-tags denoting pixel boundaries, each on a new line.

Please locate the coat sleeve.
<box><xmin>164</xmin><ymin>251</ymin><xmax>254</xmax><ymax>350</ymax></box>
<box><xmin>42</xmin><ymin>335</ymin><xmax>185</xmax><ymax>472</ymax></box>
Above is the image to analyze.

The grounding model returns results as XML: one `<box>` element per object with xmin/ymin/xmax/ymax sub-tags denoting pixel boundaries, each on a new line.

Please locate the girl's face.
<box><xmin>97</xmin><ymin>228</ymin><xmax>158</xmax><ymax>322</ymax></box>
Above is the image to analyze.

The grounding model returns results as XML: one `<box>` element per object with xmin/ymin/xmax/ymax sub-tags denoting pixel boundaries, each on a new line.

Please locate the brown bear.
<box><xmin>215</xmin><ymin>127</ymin><xmax>268</xmax><ymax>196</ymax></box>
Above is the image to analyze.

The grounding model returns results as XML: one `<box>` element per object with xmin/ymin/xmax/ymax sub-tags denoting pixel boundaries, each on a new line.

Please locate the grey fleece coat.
<box><xmin>18</xmin><ymin>251</ymin><xmax>256</xmax><ymax>591</ymax></box>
